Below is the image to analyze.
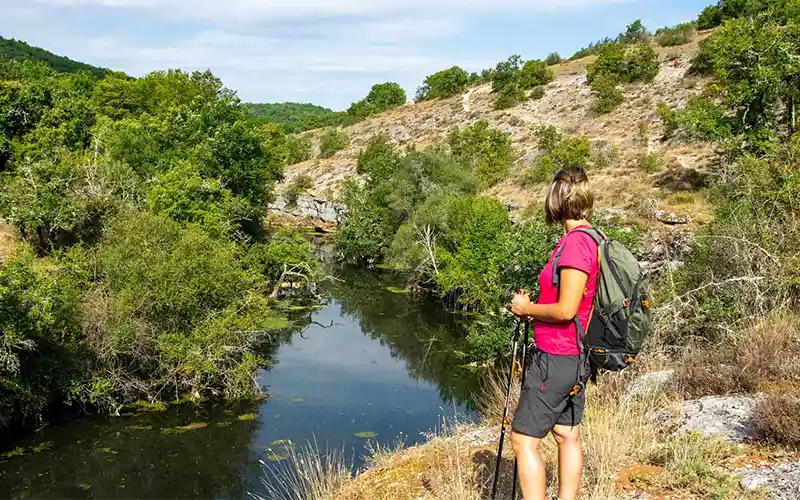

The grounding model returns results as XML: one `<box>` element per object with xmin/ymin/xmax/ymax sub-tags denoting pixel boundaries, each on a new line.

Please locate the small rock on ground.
<box><xmin>739</xmin><ymin>461</ymin><xmax>800</xmax><ymax>500</ymax></box>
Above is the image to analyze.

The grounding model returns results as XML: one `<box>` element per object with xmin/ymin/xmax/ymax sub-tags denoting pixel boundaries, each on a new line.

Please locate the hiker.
<box><xmin>673</xmin><ymin>57</ymin><xmax>680</xmax><ymax>68</ymax></box>
<box><xmin>509</xmin><ymin>166</ymin><xmax>598</xmax><ymax>500</ymax></box>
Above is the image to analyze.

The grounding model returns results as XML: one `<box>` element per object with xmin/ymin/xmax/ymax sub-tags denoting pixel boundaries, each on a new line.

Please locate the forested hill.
<box><xmin>246</xmin><ymin>102</ymin><xmax>347</xmax><ymax>133</ymax></box>
<box><xmin>0</xmin><ymin>35</ymin><xmax>108</xmax><ymax>77</ymax></box>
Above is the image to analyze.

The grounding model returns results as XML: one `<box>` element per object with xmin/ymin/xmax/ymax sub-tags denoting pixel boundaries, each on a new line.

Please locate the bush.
<box><xmin>517</xmin><ymin>60</ymin><xmax>554</xmax><ymax>90</ymax></box>
<box><xmin>530</xmin><ymin>85</ymin><xmax>546</xmax><ymax>100</ymax></box>
<box><xmin>545</xmin><ymin>52</ymin><xmax>563</xmax><ymax>65</ymax></box>
<box><xmin>356</xmin><ymin>134</ymin><xmax>401</xmax><ymax>181</ymax></box>
<box><xmin>91</xmin><ymin>212</ymin><xmax>286</xmax><ymax>401</ymax></box>
<box><xmin>449</xmin><ymin>120</ymin><xmax>513</xmax><ymax>188</ymax></box>
<box><xmin>283</xmin><ymin>174</ymin><xmax>314</xmax><ymax>208</ymax></box>
<box><xmin>618</xmin><ymin>19</ymin><xmax>649</xmax><ymax>44</ymax></box>
<box><xmin>636</xmin><ymin>151</ymin><xmax>664</xmax><ymax>172</ymax></box>
<box><xmin>587</xmin><ymin>42</ymin><xmax>659</xmax><ymax>86</ymax></box>
<box><xmin>753</xmin><ymin>394</ymin><xmax>800</xmax><ymax>448</ymax></box>
<box><xmin>335</xmin><ymin>178</ymin><xmax>394</xmax><ymax>263</ymax></box>
<box><xmin>0</xmin><ymin>245</ymin><xmax>87</xmax><ymax>432</ymax></box>
<box><xmin>415</xmin><ymin>66</ymin><xmax>470</xmax><ymax>101</ymax></box>
<box><xmin>244</xmin><ymin>228</ymin><xmax>315</xmax><ymax>284</ymax></box>
<box><xmin>522</xmin><ymin>126</ymin><xmax>591</xmax><ymax>185</ymax></box>
<box><xmin>656</xmin><ymin>23</ymin><xmax>696</xmax><ymax>46</ymax></box>
<box><xmin>286</xmin><ymin>136</ymin><xmax>312</xmax><ymax>164</ymax></box>
<box><xmin>697</xmin><ymin>5</ymin><xmax>723</xmax><ymax>29</ymax></box>
<box><xmin>493</xmin><ymin>83</ymin><xmax>525</xmax><ymax>110</ymax></box>
<box><xmin>347</xmin><ymin>82</ymin><xmax>406</xmax><ymax>119</ymax></box>
<box><xmin>318</xmin><ymin>128</ymin><xmax>349</xmax><ymax>158</ymax></box>
<box><xmin>591</xmin><ymin>74</ymin><xmax>624</xmax><ymax>114</ymax></box>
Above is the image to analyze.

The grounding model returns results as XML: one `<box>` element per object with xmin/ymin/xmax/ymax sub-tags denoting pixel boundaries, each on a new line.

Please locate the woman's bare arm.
<box><xmin>511</xmin><ymin>267</ymin><xmax>588</xmax><ymax>323</ymax></box>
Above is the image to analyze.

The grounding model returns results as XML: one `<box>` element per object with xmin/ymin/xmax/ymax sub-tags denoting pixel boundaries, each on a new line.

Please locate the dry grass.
<box><xmin>752</xmin><ymin>394</ymin><xmax>800</xmax><ymax>449</ymax></box>
<box><xmin>254</xmin><ymin>440</ymin><xmax>354</xmax><ymax>500</ymax></box>
<box><xmin>676</xmin><ymin>312</ymin><xmax>800</xmax><ymax>398</ymax></box>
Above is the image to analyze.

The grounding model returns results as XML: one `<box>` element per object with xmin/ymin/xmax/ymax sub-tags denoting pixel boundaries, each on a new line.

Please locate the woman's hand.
<box><xmin>511</xmin><ymin>292</ymin><xmax>533</xmax><ymax>317</ymax></box>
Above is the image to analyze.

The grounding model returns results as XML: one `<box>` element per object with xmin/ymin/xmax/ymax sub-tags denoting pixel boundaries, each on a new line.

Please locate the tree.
<box><xmin>415</xmin><ymin>66</ymin><xmax>470</xmax><ymax>101</ymax></box>
<box><xmin>618</xmin><ymin>19</ymin><xmax>649</xmax><ymax>44</ymax></box>
<box><xmin>347</xmin><ymin>82</ymin><xmax>406</xmax><ymax>119</ymax></box>
<box><xmin>449</xmin><ymin>120</ymin><xmax>513</xmax><ymax>188</ymax></box>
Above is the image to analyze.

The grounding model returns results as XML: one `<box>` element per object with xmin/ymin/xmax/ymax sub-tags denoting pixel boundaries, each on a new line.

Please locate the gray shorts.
<box><xmin>511</xmin><ymin>350</ymin><xmax>586</xmax><ymax>439</ymax></box>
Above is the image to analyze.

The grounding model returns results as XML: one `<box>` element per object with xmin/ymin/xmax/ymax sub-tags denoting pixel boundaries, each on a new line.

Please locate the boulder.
<box><xmin>739</xmin><ymin>461</ymin><xmax>800</xmax><ymax>500</ymax></box>
<box><xmin>662</xmin><ymin>395</ymin><xmax>762</xmax><ymax>443</ymax></box>
<box><xmin>621</xmin><ymin>370</ymin><xmax>675</xmax><ymax>403</ymax></box>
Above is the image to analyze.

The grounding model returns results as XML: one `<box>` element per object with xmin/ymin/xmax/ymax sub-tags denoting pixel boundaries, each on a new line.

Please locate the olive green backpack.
<box><xmin>553</xmin><ymin>227</ymin><xmax>653</xmax><ymax>373</ymax></box>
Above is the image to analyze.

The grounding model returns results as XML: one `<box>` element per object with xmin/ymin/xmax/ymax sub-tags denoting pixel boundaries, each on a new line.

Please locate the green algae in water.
<box><xmin>222</xmin><ymin>409</ymin><xmax>234</xmax><ymax>415</ymax></box>
<box><xmin>2</xmin><ymin>447</ymin><xmax>27</xmax><ymax>459</ymax></box>
<box><xmin>78</xmin><ymin>483</ymin><xmax>92</xmax><ymax>490</ymax></box>
<box><xmin>373</xmin><ymin>263</ymin><xmax>393</xmax><ymax>270</ymax></box>
<box><xmin>354</xmin><ymin>431</ymin><xmax>378</xmax><ymax>439</ymax></box>
<box><xmin>215</xmin><ymin>421</ymin><xmax>232</xmax><ymax>428</ymax></box>
<box><xmin>126</xmin><ymin>425</ymin><xmax>153</xmax><ymax>431</ymax></box>
<box><xmin>265</xmin><ymin>439</ymin><xmax>292</xmax><ymax>462</ymax></box>
<box><xmin>128</xmin><ymin>400</ymin><xmax>168</xmax><ymax>413</ymax></box>
<box><xmin>288</xmin><ymin>397</ymin><xmax>304</xmax><ymax>403</ymax></box>
<box><xmin>237</xmin><ymin>413</ymin><xmax>258</xmax><ymax>421</ymax></box>
<box><xmin>97</xmin><ymin>447</ymin><xmax>120</xmax><ymax>455</ymax></box>
<box><xmin>161</xmin><ymin>422</ymin><xmax>208</xmax><ymax>435</ymax></box>
<box><xmin>385</xmin><ymin>286</ymin><xmax>410</xmax><ymax>294</ymax></box>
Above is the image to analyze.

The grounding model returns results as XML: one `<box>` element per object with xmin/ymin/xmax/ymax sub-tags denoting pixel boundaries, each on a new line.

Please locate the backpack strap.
<box><xmin>552</xmin><ymin>226</ymin><xmax>605</xmax><ymax>289</ymax></box>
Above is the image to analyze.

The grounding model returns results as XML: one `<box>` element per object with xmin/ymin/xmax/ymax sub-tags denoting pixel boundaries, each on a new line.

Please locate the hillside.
<box><xmin>246</xmin><ymin>102</ymin><xmax>346</xmax><ymax>133</ymax></box>
<box><xmin>273</xmin><ymin>35</ymin><xmax>715</xmax><ymax>228</ymax></box>
<box><xmin>0</xmin><ymin>35</ymin><xmax>108</xmax><ymax>77</ymax></box>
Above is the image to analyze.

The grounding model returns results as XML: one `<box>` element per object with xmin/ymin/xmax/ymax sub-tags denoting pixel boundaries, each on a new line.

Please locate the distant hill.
<box><xmin>246</xmin><ymin>102</ymin><xmax>348</xmax><ymax>133</ymax></box>
<box><xmin>0</xmin><ymin>35</ymin><xmax>108</xmax><ymax>77</ymax></box>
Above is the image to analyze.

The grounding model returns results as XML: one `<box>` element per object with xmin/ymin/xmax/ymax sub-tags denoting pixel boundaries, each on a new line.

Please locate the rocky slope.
<box><xmin>273</xmin><ymin>35</ymin><xmax>716</xmax><ymax>231</ymax></box>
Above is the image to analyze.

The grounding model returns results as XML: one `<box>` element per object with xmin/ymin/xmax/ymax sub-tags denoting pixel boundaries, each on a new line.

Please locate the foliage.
<box><xmin>655</xmin><ymin>23</ymin><xmax>696</xmax><ymax>46</ymax></box>
<box><xmin>522</xmin><ymin>125</ymin><xmax>591</xmax><ymax>185</ymax></box>
<box><xmin>545</xmin><ymin>52</ymin><xmax>563</xmax><ymax>65</ymax></box>
<box><xmin>448</xmin><ymin>120</ymin><xmax>513</xmax><ymax>188</ymax></box>
<box><xmin>658</xmin><ymin>98</ymin><xmax>732</xmax><ymax>141</ymax></box>
<box><xmin>319</xmin><ymin>128</ymin><xmax>349</xmax><ymax>158</ymax></box>
<box><xmin>283</xmin><ymin>174</ymin><xmax>314</xmax><ymax>208</ymax></box>
<box><xmin>753</xmin><ymin>394</ymin><xmax>800</xmax><ymax>448</ymax></box>
<box><xmin>286</xmin><ymin>135</ymin><xmax>313</xmax><ymax>164</ymax></box>
<box><xmin>246</xmin><ymin>102</ymin><xmax>346</xmax><ymax>133</ymax></box>
<box><xmin>415</xmin><ymin>66</ymin><xmax>470</xmax><ymax>101</ymax></box>
<box><xmin>0</xmin><ymin>35</ymin><xmax>108</xmax><ymax>77</ymax></box>
<box><xmin>636</xmin><ymin>151</ymin><xmax>665</xmax><ymax>172</ymax></box>
<box><xmin>244</xmin><ymin>228</ymin><xmax>316</xmax><ymax>284</ymax></box>
<box><xmin>697</xmin><ymin>4</ymin><xmax>724</xmax><ymax>29</ymax></box>
<box><xmin>0</xmin><ymin>57</ymin><xmax>306</xmax><ymax>433</ymax></box>
<box><xmin>347</xmin><ymin>82</ymin><xmax>406</xmax><ymax>119</ymax></box>
<box><xmin>586</xmin><ymin>42</ymin><xmax>657</xmax><ymax>113</ymax></box>
<box><xmin>0</xmin><ymin>245</ymin><xmax>87</xmax><ymax>432</ymax></box>
<box><xmin>491</xmin><ymin>56</ymin><xmax>554</xmax><ymax>109</ymax></box>
<box><xmin>618</xmin><ymin>19</ymin><xmax>650</xmax><ymax>44</ymax></box>
<box><xmin>335</xmin><ymin>178</ymin><xmax>394</xmax><ymax>263</ymax></box>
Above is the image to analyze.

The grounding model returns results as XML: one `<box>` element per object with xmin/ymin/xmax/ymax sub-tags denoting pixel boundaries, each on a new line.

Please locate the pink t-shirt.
<box><xmin>534</xmin><ymin>226</ymin><xmax>599</xmax><ymax>356</ymax></box>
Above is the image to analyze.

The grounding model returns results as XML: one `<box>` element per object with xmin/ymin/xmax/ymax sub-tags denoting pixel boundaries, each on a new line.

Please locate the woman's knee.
<box><xmin>511</xmin><ymin>430</ymin><xmax>540</xmax><ymax>455</ymax></box>
<box><xmin>553</xmin><ymin>425</ymin><xmax>581</xmax><ymax>446</ymax></box>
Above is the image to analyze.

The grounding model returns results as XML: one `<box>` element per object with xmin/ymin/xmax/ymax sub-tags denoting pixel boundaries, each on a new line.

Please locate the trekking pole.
<box><xmin>491</xmin><ymin>319</ymin><xmax>522</xmax><ymax>500</ymax></box>
<box><xmin>510</xmin><ymin>319</ymin><xmax>531</xmax><ymax>500</ymax></box>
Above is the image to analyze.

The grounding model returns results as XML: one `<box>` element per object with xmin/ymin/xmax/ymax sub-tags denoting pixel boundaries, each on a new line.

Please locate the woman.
<box><xmin>510</xmin><ymin>166</ymin><xmax>599</xmax><ymax>500</ymax></box>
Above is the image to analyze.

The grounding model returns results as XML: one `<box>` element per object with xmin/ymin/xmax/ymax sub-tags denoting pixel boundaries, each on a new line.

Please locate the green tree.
<box><xmin>449</xmin><ymin>120</ymin><xmax>513</xmax><ymax>188</ymax></box>
<box><xmin>618</xmin><ymin>19</ymin><xmax>650</xmax><ymax>44</ymax></box>
<box><xmin>319</xmin><ymin>128</ymin><xmax>349</xmax><ymax>158</ymax></box>
<box><xmin>347</xmin><ymin>82</ymin><xmax>407</xmax><ymax>119</ymax></box>
<box><xmin>415</xmin><ymin>66</ymin><xmax>470</xmax><ymax>101</ymax></box>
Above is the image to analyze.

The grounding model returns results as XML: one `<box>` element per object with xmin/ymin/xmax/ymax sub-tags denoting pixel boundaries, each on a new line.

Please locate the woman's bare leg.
<box><xmin>552</xmin><ymin>424</ymin><xmax>583</xmax><ymax>500</ymax></box>
<box><xmin>510</xmin><ymin>430</ymin><xmax>547</xmax><ymax>500</ymax></box>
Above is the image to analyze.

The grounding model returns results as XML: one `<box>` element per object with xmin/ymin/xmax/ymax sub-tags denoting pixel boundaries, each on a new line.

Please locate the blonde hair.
<box><xmin>544</xmin><ymin>166</ymin><xmax>595</xmax><ymax>225</ymax></box>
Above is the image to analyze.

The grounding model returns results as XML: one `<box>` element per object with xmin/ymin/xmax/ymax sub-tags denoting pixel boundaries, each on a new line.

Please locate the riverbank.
<box><xmin>282</xmin><ymin>322</ymin><xmax>800</xmax><ymax>500</ymax></box>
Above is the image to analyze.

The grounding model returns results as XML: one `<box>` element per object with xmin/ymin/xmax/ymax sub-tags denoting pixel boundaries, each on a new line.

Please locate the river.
<box><xmin>0</xmin><ymin>265</ymin><xmax>480</xmax><ymax>499</ymax></box>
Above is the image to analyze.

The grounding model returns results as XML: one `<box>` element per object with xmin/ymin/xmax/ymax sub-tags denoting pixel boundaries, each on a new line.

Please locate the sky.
<box><xmin>0</xmin><ymin>0</ymin><xmax>712</xmax><ymax>111</ymax></box>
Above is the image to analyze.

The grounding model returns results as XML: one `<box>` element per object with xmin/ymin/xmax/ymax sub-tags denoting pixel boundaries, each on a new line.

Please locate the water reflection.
<box><xmin>0</xmin><ymin>265</ymin><xmax>479</xmax><ymax>499</ymax></box>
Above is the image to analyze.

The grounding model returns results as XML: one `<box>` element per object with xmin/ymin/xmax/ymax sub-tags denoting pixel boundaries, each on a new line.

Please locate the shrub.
<box><xmin>517</xmin><ymin>60</ymin><xmax>555</xmax><ymax>90</ymax></box>
<box><xmin>587</xmin><ymin>42</ymin><xmax>659</xmax><ymax>86</ymax></box>
<box><xmin>590</xmin><ymin>74</ymin><xmax>624</xmax><ymax>114</ymax></box>
<box><xmin>283</xmin><ymin>174</ymin><xmax>314</xmax><ymax>208</ymax></box>
<box><xmin>491</xmin><ymin>55</ymin><xmax>524</xmax><ymax>94</ymax></box>
<box><xmin>753</xmin><ymin>394</ymin><xmax>800</xmax><ymax>448</ymax></box>
<box><xmin>530</xmin><ymin>85</ymin><xmax>546</xmax><ymax>100</ymax></box>
<box><xmin>618</xmin><ymin>19</ymin><xmax>649</xmax><ymax>44</ymax></box>
<box><xmin>636</xmin><ymin>151</ymin><xmax>664</xmax><ymax>172</ymax></box>
<box><xmin>656</xmin><ymin>23</ymin><xmax>696</xmax><ymax>47</ymax></box>
<box><xmin>697</xmin><ymin>5</ymin><xmax>723</xmax><ymax>29</ymax></box>
<box><xmin>90</xmin><ymin>212</ymin><xmax>286</xmax><ymax>401</ymax></box>
<box><xmin>658</xmin><ymin>102</ymin><xmax>680</xmax><ymax>139</ymax></box>
<box><xmin>286</xmin><ymin>136</ymin><xmax>312</xmax><ymax>164</ymax></box>
<box><xmin>545</xmin><ymin>52</ymin><xmax>563</xmax><ymax>65</ymax></box>
<box><xmin>658</xmin><ymin>99</ymin><xmax>732</xmax><ymax>142</ymax></box>
<box><xmin>244</xmin><ymin>228</ymin><xmax>315</xmax><ymax>284</ymax></box>
<box><xmin>356</xmin><ymin>134</ymin><xmax>401</xmax><ymax>181</ymax></box>
<box><xmin>347</xmin><ymin>82</ymin><xmax>406</xmax><ymax>119</ymax></box>
<box><xmin>522</xmin><ymin>126</ymin><xmax>591</xmax><ymax>185</ymax></box>
<box><xmin>0</xmin><ymin>245</ymin><xmax>88</xmax><ymax>432</ymax></box>
<box><xmin>415</xmin><ymin>66</ymin><xmax>469</xmax><ymax>101</ymax></box>
<box><xmin>335</xmin><ymin>178</ymin><xmax>394</xmax><ymax>263</ymax></box>
<box><xmin>449</xmin><ymin>120</ymin><xmax>513</xmax><ymax>188</ymax></box>
<box><xmin>318</xmin><ymin>128</ymin><xmax>349</xmax><ymax>158</ymax></box>
<box><xmin>493</xmin><ymin>83</ymin><xmax>525</xmax><ymax>110</ymax></box>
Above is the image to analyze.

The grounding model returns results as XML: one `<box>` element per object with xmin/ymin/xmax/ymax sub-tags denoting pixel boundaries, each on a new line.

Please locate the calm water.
<box><xmin>0</xmin><ymin>266</ymin><xmax>479</xmax><ymax>499</ymax></box>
